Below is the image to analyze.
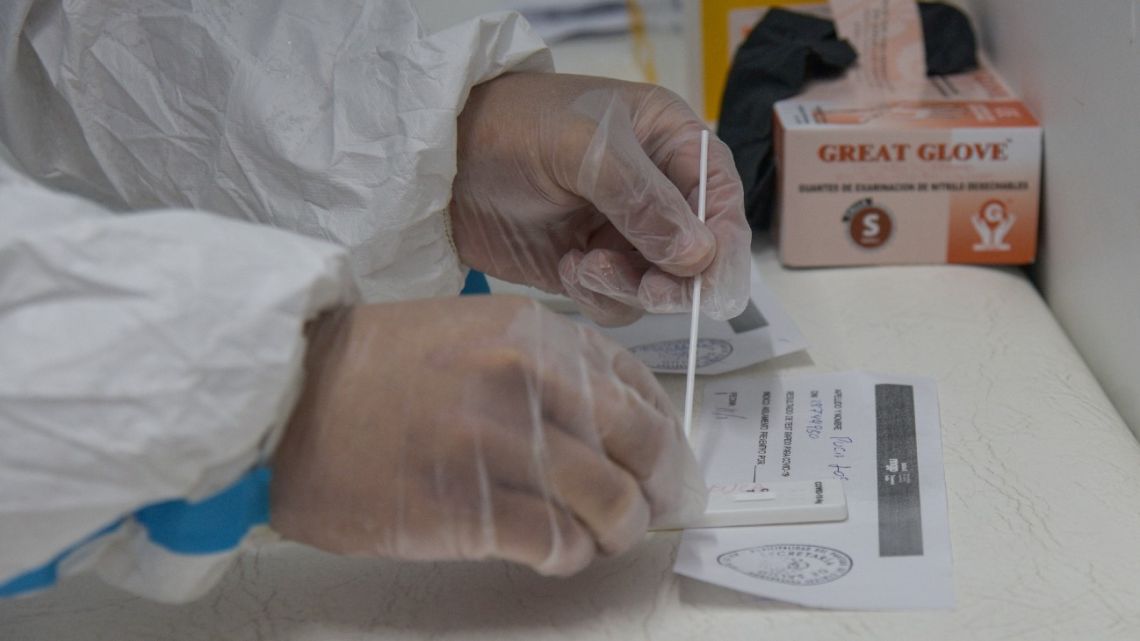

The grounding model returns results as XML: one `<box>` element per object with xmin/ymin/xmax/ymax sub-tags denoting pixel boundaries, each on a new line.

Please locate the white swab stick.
<box><xmin>682</xmin><ymin>130</ymin><xmax>709</xmax><ymax>441</ymax></box>
<box><xmin>666</xmin><ymin>131</ymin><xmax>852</xmax><ymax>531</ymax></box>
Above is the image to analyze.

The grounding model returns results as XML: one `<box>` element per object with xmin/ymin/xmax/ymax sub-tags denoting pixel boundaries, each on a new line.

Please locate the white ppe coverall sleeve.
<box><xmin>0</xmin><ymin>0</ymin><xmax>552</xmax><ymax>301</ymax></box>
<box><xmin>0</xmin><ymin>0</ymin><xmax>551</xmax><ymax>602</ymax></box>
<box><xmin>0</xmin><ymin>164</ymin><xmax>355</xmax><ymax>602</ymax></box>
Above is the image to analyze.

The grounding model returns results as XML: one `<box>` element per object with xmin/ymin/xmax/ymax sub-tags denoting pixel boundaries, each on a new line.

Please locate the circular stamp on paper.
<box><xmin>629</xmin><ymin>338</ymin><xmax>733</xmax><ymax>372</ymax></box>
<box><xmin>717</xmin><ymin>544</ymin><xmax>853</xmax><ymax>586</ymax></box>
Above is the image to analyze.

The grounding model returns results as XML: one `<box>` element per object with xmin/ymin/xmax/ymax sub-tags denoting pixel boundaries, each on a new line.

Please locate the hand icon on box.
<box><xmin>972</xmin><ymin>200</ymin><xmax>1016</xmax><ymax>251</ymax></box>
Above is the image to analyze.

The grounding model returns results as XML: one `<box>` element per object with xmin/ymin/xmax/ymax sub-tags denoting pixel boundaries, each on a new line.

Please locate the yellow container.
<box><xmin>685</xmin><ymin>0</ymin><xmax>825</xmax><ymax>122</ymax></box>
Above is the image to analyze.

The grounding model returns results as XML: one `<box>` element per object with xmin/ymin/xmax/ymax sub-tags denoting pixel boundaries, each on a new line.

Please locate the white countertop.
<box><xmin>5</xmin><ymin>242</ymin><xmax>1140</xmax><ymax>640</ymax></box>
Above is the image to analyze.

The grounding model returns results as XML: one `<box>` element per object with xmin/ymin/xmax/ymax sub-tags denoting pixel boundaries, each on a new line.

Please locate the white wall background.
<box><xmin>963</xmin><ymin>0</ymin><xmax>1140</xmax><ymax>435</ymax></box>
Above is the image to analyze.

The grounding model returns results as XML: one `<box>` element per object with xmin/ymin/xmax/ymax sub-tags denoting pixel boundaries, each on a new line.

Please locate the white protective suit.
<box><xmin>0</xmin><ymin>0</ymin><xmax>551</xmax><ymax>602</ymax></box>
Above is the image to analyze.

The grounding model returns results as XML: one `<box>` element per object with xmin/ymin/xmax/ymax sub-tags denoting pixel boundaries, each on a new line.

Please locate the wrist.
<box><xmin>270</xmin><ymin>306</ymin><xmax>352</xmax><ymax>542</ymax></box>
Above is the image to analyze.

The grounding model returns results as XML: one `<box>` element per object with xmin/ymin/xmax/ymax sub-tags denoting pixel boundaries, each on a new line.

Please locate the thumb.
<box><xmin>570</xmin><ymin>92</ymin><xmax>715</xmax><ymax>277</ymax></box>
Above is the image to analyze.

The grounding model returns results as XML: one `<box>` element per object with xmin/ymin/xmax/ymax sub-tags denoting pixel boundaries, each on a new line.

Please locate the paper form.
<box><xmin>577</xmin><ymin>260</ymin><xmax>808</xmax><ymax>375</ymax></box>
<box><xmin>674</xmin><ymin>371</ymin><xmax>953</xmax><ymax>610</ymax></box>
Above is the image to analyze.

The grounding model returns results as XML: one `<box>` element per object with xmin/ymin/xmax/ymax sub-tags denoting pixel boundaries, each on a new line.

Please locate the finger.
<box><xmin>638</xmin><ymin>91</ymin><xmax>738</xmax><ymax>226</ymax></box>
<box><xmin>582</xmin><ymin>305</ymin><xmax>708</xmax><ymax>525</ymax></box>
<box><xmin>541</xmin><ymin>425</ymin><xmax>652</xmax><ymax>555</ymax></box>
<box><xmin>570</xmin><ymin>95</ymin><xmax>715</xmax><ymax>277</ymax></box>
<box><xmin>608</xmin><ymin>346</ymin><xmax>677</xmax><ymax>420</ymax></box>
<box><xmin>630</xmin><ymin>156</ymin><xmax>750</xmax><ymax>319</ymax></box>
<box><xmin>583</xmin><ymin>219</ymin><xmax>638</xmax><ymax>252</ymax></box>
<box><xmin>635</xmin><ymin>252</ymin><xmax>751</xmax><ymax>320</ymax></box>
<box><xmin>637</xmin><ymin>267</ymin><xmax>691</xmax><ymax>314</ymax></box>
<box><xmin>646</xmin><ymin>440</ymin><xmax>710</xmax><ymax>530</ymax></box>
<box><xmin>605</xmin><ymin>349</ymin><xmax>690</xmax><ymax>518</ymax></box>
<box><xmin>577</xmin><ymin>228</ymin><xmax>710</xmax><ymax>320</ymax></box>
<box><xmin>474</xmin><ymin>487</ymin><xmax>597</xmax><ymax>576</ymax></box>
<box><xmin>682</xmin><ymin>142</ymin><xmax>752</xmax><ymax>319</ymax></box>
<box><xmin>541</xmin><ymin>327</ymin><xmax>687</xmax><ymax>517</ymax></box>
<box><xmin>459</xmin><ymin>415</ymin><xmax>651</xmax><ymax>557</ymax></box>
<box><xmin>559</xmin><ymin>250</ymin><xmax>644</xmax><ymax>327</ymax></box>
<box><xmin>585</xmin><ymin>332</ymin><xmax>707</xmax><ymax>527</ymax></box>
<box><xmin>574</xmin><ymin>248</ymin><xmax>651</xmax><ymax>308</ymax></box>
<box><xmin>639</xmin><ymin>96</ymin><xmax>752</xmax><ymax>319</ymax></box>
<box><xmin>453</xmin><ymin>309</ymin><xmax>679</xmax><ymax>524</ymax></box>
<box><xmin>699</xmin><ymin>208</ymin><xmax>752</xmax><ymax>320</ymax></box>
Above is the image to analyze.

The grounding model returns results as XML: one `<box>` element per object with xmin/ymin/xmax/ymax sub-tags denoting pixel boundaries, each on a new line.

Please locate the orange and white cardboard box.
<box><xmin>773</xmin><ymin>64</ymin><xmax>1042</xmax><ymax>267</ymax></box>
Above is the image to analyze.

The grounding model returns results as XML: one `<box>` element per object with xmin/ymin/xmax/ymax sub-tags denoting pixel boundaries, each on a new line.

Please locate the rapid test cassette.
<box><xmin>694</xmin><ymin>480</ymin><xmax>847</xmax><ymax>528</ymax></box>
<box><xmin>654</xmin><ymin>480</ymin><xmax>848</xmax><ymax>531</ymax></box>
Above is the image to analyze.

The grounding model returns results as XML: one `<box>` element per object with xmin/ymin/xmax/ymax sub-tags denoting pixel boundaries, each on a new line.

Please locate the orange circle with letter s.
<box><xmin>846</xmin><ymin>203</ymin><xmax>893</xmax><ymax>249</ymax></box>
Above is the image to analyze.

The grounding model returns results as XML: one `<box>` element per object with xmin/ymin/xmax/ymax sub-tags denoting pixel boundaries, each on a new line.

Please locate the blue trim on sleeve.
<box><xmin>460</xmin><ymin>270</ymin><xmax>490</xmax><ymax>295</ymax></box>
<box><xmin>0</xmin><ymin>465</ymin><xmax>270</xmax><ymax>598</ymax></box>
<box><xmin>135</xmin><ymin>465</ymin><xmax>271</xmax><ymax>554</ymax></box>
<box><xmin>0</xmin><ymin>519</ymin><xmax>124</xmax><ymax>598</ymax></box>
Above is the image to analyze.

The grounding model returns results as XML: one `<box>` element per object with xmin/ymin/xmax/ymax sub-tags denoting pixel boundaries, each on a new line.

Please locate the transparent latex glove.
<box><xmin>451</xmin><ymin>73</ymin><xmax>751</xmax><ymax>327</ymax></box>
<box><xmin>270</xmin><ymin>295</ymin><xmax>706</xmax><ymax>575</ymax></box>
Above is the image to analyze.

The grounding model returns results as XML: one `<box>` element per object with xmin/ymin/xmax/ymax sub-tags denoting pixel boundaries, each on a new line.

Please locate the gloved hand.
<box><xmin>450</xmin><ymin>73</ymin><xmax>751</xmax><ymax>327</ymax></box>
<box><xmin>270</xmin><ymin>295</ymin><xmax>706</xmax><ymax>574</ymax></box>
